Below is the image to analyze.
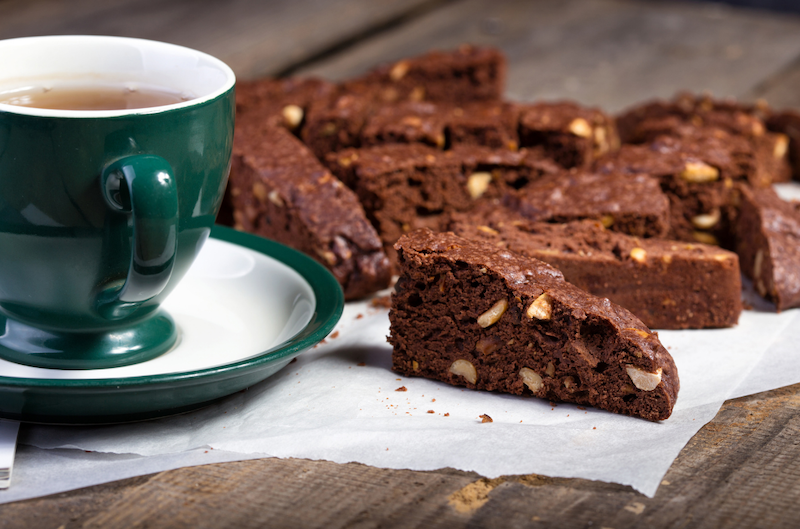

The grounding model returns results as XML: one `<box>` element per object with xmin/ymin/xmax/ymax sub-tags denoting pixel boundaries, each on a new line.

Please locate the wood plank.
<box><xmin>3</xmin><ymin>383</ymin><xmax>800</xmax><ymax>528</ymax></box>
<box><xmin>745</xmin><ymin>55</ymin><xmax>800</xmax><ymax>110</ymax></box>
<box><xmin>295</xmin><ymin>0</ymin><xmax>800</xmax><ymax>112</ymax></box>
<box><xmin>0</xmin><ymin>0</ymin><xmax>445</xmax><ymax>80</ymax></box>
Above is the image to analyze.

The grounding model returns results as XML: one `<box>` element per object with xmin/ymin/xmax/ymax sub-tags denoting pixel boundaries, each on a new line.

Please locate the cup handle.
<box><xmin>97</xmin><ymin>155</ymin><xmax>179</xmax><ymax>320</ymax></box>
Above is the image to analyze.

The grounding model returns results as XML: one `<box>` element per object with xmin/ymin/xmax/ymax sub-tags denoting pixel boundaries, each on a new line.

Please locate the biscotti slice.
<box><xmin>350</xmin><ymin>45</ymin><xmax>506</xmax><ymax>104</ymax></box>
<box><xmin>231</xmin><ymin>120</ymin><xmax>391</xmax><ymax>300</ymax></box>
<box><xmin>616</xmin><ymin>93</ymin><xmax>790</xmax><ymax>185</ymax></box>
<box><xmin>235</xmin><ymin>77</ymin><xmax>335</xmax><ymax>133</ymax></box>
<box><xmin>301</xmin><ymin>83</ymin><xmax>382</xmax><ymax>159</ymax></box>
<box><xmin>359</xmin><ymin>100</ymin><xmax>520</xmax><ymax>151</ymax></box>
<box><xmin>595</xmin><ymin>131</ymin><xmax>755</xmax><ymax>246</ymax></box>
<box><xmin>327</xmin><ymin>144</ymin><xmax>560</xmax><ymax>265</ymax></box>
<box><xmin>360</xmin><ymin>100</ymin><xmax>449</xmax><ymax>149</ymax></box>
<box><xmin>505</xmin><ymin>170</ymin><xmax>671</xmax><ymax>238</ymax></box>
<box><xmin>517</xmin><ymin>101</ymin><xmax>620</xmax><ymax>169</ymax></box>
<box><xmin>735</xmin><ymin>184</ymin><xmax>800</xmax><ymax>311</ymax></box>
<box><xmin>766</xmin><ymin>110</ymin><xmax>800</xmax><ymax>181</ymax></box>
<box><xmin>389</xmin><ymin>229</ymin><xmax>679</xmax><ymax>421</ymax></box>
<box><xmin>449</xmin><ymin>211</ymin><xmax>742</xmax><ymax>329</ymax></box>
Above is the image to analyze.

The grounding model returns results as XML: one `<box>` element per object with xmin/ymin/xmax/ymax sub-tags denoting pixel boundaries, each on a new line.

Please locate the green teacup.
<box><xmin>0</xmin><ymin>36</ymin><xmax>235</xmax><ymax>369</ymax></box>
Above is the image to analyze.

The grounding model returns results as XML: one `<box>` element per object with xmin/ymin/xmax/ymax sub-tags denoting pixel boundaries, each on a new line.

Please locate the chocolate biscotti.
<box><xmin>766</xmin><ymin>109</ymin><xmax>800</xmax><ymax>181</ymax></box>
<box><xmin>595</xmin><ymin>129</ymin><xmax>757</xmax><ymax>246</ymax></box>
<box><xmin>350</xmin><ymin>45</ymin><xmax>506</xmax><ymax>104</ymax></box>
<box><xmin>518</xmin><ymin>101</ymin><xmax>620</xmax><ymax>169</ymax></box>
<box><xmin>505</xmin><ymin>170</ymin><xmax>671</xmax><ymax>238</ymax></box>
<box><xmin>616</xmin><ymin>93</ymin><xmax>791</xmax><ymax>185</ymax></box>
<box><xmin>735</xmin><ymin>184</ymin><xmax>800</xmax><ymax>311</ymax></box>
<box><xmin>235</xmin><ymin>77</ymin><xmax>335</xmax><ymax>133</ymax></box>
<box><xmin>389</xmin><ymin>229</ymin><xmax>679</xmax><ymax>421</ymax></box>
<box><xmin>449</xmin><ymin>211</ymin><xmax>742</xmax><ymax>329</ymax></box>
<box><xmin>231</xmin><ymin>119</ymin><xmax>391</xmax><ymax>300</ymax></box>
<box><xmin>328</xmin><ymin>143</ymin><xmax>559</xmax><ymax>264</ymax></box>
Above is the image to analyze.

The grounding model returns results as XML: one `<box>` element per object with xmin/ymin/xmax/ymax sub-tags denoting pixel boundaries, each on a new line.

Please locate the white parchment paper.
<box><xmin>2</xmin><ymin>289</ymin><xmax>799</xmax><ymax>504</ymax></box>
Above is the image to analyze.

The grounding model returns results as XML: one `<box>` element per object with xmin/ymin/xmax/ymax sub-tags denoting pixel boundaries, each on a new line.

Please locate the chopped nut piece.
<box><xmin>477</xmin><ymin>225</ymin><xmax>499</xmax><ymax>235</ymax></box>
<box><xmin>563</xmin><ymin>376</ymin><xmax>576</xmax><ymax>390</ymax></box>
<box><xmin>568</xmin><ymin>118</ymin><xmax>592</xmax><ymax>138</ymax></box>
<box><xmin>412</xmin><ymin>360</ymin><xmax>420</xmax><ymax>371</ymax></box>
<box><xmin>401</xmin><ymin>116</ymin><xmax>422</xmax><ymax>127</ymax></box>
<box><xmin>625</xmin><ymin>328</ymin><xmax>650</xmax><ymax>339</ymax></box>
<box><xmin>625</xmin><ymin>365</ymin><xmax>662</xmax><ymax>391</ymax></box>
<box><xmin>316</xmin><ymin>248</ymin><xmax>337</xmax><ymax>266</ymax></box>
<box><xmin>467</xmin><ymin>172</ymin><xmax>492</xmax><ymax>199</ymax></box>
<box><xmin>321</xmin><ymin>122</ymin><xmax>337</xmax><ymax>136</ymax></box>
<box><xmin>691</xmin><ymin>210</ymin><xmax>721</xmax><ymax>230</ymax></box>
<box><xmin>593</xmin><ymin>126</ymin><xmax>609</xmax><ymax>155</ymax></box>
<box><xmin>680</xmin><ymin>161</ymin><xmax>719</xmax><ymax>183</ymax></box>
<box><xmin>774</xmin><ymin>133</ymin><xmax>789</xmax><ymax>159</ymax></box>
<box><xmin>600</xmin><ymin>215</ymin><xmax>615</xmax><ymax>228</ymax></box>
<box><xmin>477</xmin><ymin>298</ymin><xmax>508</xmax><ymax>328</ymax></box>
<box><xmin>395</xmin><ymin>386</ymin><xmax>407</xmax><ymax>392</ymax></box>
<box><xmin>282</xmin><ymin>104</ymin><xmax>304</xmax><ymax>130</ymax></box>
<box><xmin>526</xmin><ymin>293</ymin><xmax>553</xmax><ymax>320</ymax></box>
<box><xmin>692</xmin><ymin>231</ymin><xmax>719</xmax><ymax>246</ymax></box>
<box><xmin>519</xmin><ymin>368</ymin><xmax>544</xmax><ymax>393</ymax></box>
<box><xmin>630</xmin><ymin>247</ymin><xmax>647</xmax><ymax>263</ymax></box>
<box><xmin>545</xmin><ymin>361</ymin><xmax>555</xmax><ymax>377</ymax></box>
<box><xmin>450</xmin><ymin>359</ymin><xmax>478</xmax><ymax>384</ymax></box>
<box><xmin>252</xmin><ymin>182</ymin><xmax>268</xmax><ymax>202</ymax></box>
<box><xmin>753</xmin><ymin>248</ymin><xmax>764</xmax><ymax>278</ymax></box>
<box><xmin>390</xmin><ymin>60</ymin><xmax>409</xmax><ymax>81</ymax></box>
<box><xmin>338</xmin><ymin>152</ymin><xmax>358</xmax><ymax>167</ymax></box>
<box><xmin>268</xmin><ymin>190</ymin><xmax>284</xmax><ymax>207</ymax></box>
<box><xmin>621</xmin><ymin>383</ymin><xmax>636</xmax><ymax>395</ymax></box>
<box><xmin>409</xmin><ymin>86</ymin><xmax>425</xmax><ymax>101</ymax></box>
<box><xmin>475</xmin><ymin>336</ymin><xmax>501</xmax><ymax>355</ymax></box>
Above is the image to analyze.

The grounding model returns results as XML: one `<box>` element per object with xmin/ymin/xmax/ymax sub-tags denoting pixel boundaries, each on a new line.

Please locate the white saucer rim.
<box><xmin>0</xmin><ymin>226</ymin><xmax>344</xmax><ymax>389</ymax></box>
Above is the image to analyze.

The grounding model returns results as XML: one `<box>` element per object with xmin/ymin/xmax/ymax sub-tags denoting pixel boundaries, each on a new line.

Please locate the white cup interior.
<box><xmin>0</xmin><ymin>35</ymin><xmax>235</xmax><ymax>117</ymax></box>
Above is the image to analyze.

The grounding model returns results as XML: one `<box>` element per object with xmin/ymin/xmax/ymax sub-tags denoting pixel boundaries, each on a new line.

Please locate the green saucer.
<box><xmin>0</xmin><ymin>226</ymin><xmax>344</xmax><ymax>424</ymax></box>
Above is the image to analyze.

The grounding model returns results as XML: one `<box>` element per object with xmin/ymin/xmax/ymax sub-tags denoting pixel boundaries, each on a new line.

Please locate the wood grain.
<box><xmin>3</xmin><ymin>384</ymin><xmax>800</xmax><ymax>528</ymax></box>
<box><xmin>0</xmin><ymin>0</ymin><xmax>445</xmax><ymax>79</ymax></box>
<box><xmin>3</xmin><ymin>0</ymin><xmax>800</xmax><ymax>526</ymax></box>
<box><xmin>295</xmin><ymin>0</ymin><xmax>800</xmax><ymax>112</ymax></box>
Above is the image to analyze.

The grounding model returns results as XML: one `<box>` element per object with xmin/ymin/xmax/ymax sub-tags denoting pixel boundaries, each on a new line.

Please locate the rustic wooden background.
<box><xmin>2</xmin><ymin>0</ymin><xmax>800</xmax><ymax>527</ymax></box>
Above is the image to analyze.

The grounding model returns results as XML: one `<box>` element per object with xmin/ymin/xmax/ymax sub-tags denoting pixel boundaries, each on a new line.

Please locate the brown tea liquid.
<box><xmin>0</xmin><ymin>85</ymin><xmax>192</xmax><ymax>110</ymax></box>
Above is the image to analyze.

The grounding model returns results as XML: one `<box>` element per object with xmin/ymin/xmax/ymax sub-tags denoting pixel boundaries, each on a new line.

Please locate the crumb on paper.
<box><xmin>479</xmin><ymin>414</ymin><xmax>493</xmax><ymax>423</ymax></box>
<box><xmin>444</xmin><ymin>413</ymin><xmax>450</xmax><ymax>417</ymax></box>
<box><xmin>396</xmin><ymin>378</ymin><xmax>401</xmax><ymax>381</ymax></box>
<box><xmin>577</xmin><ymin>406</ymin><xmax>586</xmax><ymax>410</ymax></box>
<box><xmin>370</xmin><ymin>295</ymin><xmax>392</xmax><ymax>309</ymax></box>
<box><xmin>427</xmin><ymin>410</ymin><xmax>435</xmax><ymax>414</ymax></box>
<box><xmin>330</xmin><ymin>331</ymin><xmax>340</xmax><ymax>339</ymax></box>
<box><xmin>396</xmin><ymin>386</ymin><xmax>407</xmax><ymax>392</ymax></box>
<box><xmin>431</xmin><ymin>398</ymin><xmax>436</xmax><ymax>402</ymax></box>
<box><xmin>356</xmin><ymin>313</ymin><xmax>364</xmax><ymax>319</ymax></box>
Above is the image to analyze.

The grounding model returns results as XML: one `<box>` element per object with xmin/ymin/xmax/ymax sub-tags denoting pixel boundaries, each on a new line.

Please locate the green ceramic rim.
<box><xmin>0</xmin><ymin>225</ymin><xmax>344</xmax><ymax>390</ymax></box>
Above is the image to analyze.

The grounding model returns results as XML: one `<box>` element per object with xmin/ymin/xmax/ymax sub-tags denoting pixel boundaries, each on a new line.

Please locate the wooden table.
<box><xmin>2</xmin><ymin>1</ymin><xmax>800</xmax><ymax>526</ymax></box>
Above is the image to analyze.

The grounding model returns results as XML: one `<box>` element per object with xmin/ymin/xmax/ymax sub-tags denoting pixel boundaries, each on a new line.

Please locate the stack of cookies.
<box><xmin>227</xmin><ymin>46</ymin><xmax>800</xmax><ymax>420</ymax></box>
